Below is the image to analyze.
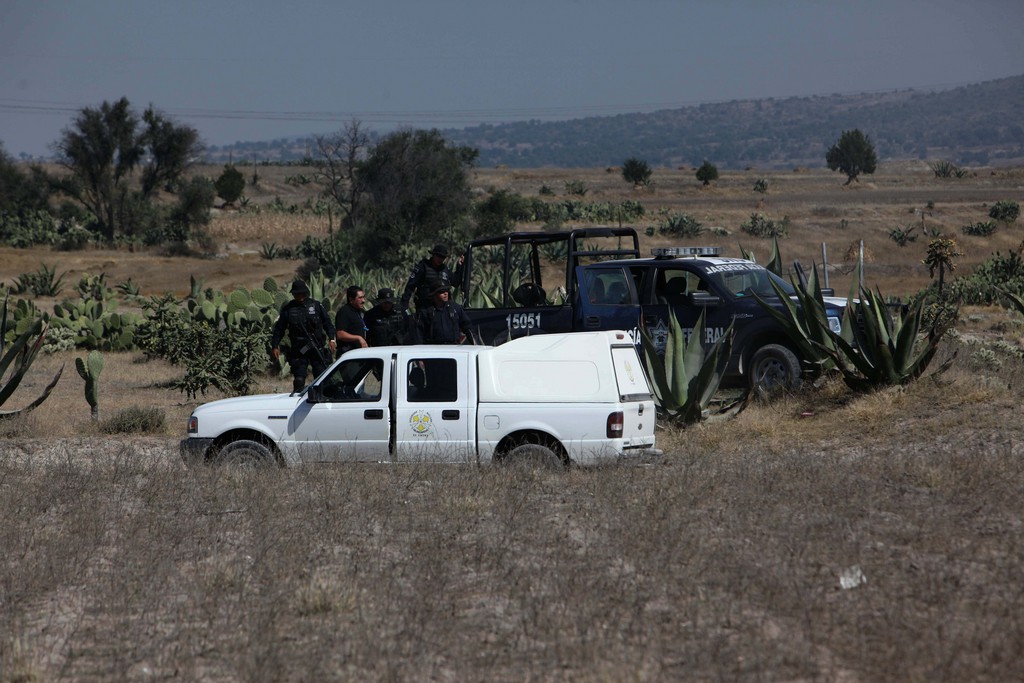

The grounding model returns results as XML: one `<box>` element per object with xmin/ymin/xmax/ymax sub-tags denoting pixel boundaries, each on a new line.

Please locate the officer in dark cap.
<box><xmin>413</xmin><ymin>284</ymin><xmax>470</xmax><ymax>344</ymax></box>
<box><xmin>270</xmin><ymin>279</ymin><xmax>336</xmax><ymax>393</ymax></box>
<box><xmin>365</xmin><ymin>287</ymin><xmax>410</xmax><ymax>346</ymax></box>
<box><xmin>400</xmin><ymin>243</ymin><xmax>463</xmax><ymax>312</ymax></box>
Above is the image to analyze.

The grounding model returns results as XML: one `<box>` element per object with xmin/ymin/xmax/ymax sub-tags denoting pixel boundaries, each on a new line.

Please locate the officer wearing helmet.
<box><xmin>400</xmin><ymin>243</ymin><xmax>463</xmax><ymax>312</ymax></box>
<box><xmin>270</xmin><ymin>279</ymin><xmax>336</xmax><ymax>393</ymax></box>
<box><xmin>365</xmin><ymin>287</ymin><xmax>410</xmax><ymax>346</ymax></box>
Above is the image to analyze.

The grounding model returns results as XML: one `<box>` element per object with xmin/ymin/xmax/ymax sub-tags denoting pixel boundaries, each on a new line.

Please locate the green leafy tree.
<box><xmin>353</xmin><ymin>128</ymin><xmax>478</xmax><ymax>266</ymax></box>
<box><xmin>214</xmin><ymin>164</ymin><xmax>245</xmax><ymax>206</ymax></box>
<box><xmin>54</xmin><ymin>97</ymin><xmax>140</xmax><ymax>242</ymax></box>
<box><xmin>139</xmin><ymin>107</ymin><xmax>203</xmax><ymax>198</ymax></box>
<box><xmin>826</xmin><ymin>129</ymin><xmax>878</xmax><ymax>185</ymax></box>
<box><xmin>695</xmin><ymin>159</ymin><xmax>719</xmax><ymax>186</ymax></box>
<box><xmin>621</xmin><ymin>157</ymin><xmax>652</xmax><ymax>186</ymax></box>
<box><xmin>474</xmin><ymin>189</ymin><xmax>532</xmax><ymax>234</ymax></box>
<box><xmin>54</xmin><ymin>97</ymin><xmax>202</xmax><ymax>242</ymax></box>
<box><xmin>168</xmin><ymin>176</ymin><xmax>216</xmax><ymax>249</ymax></box>
<box><xmin>0</xmin><ymin>143</ymin><xmax>52</xmax><ymax>216</ymax></box>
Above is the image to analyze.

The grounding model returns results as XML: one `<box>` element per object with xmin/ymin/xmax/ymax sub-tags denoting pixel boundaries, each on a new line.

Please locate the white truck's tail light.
<box><xmin>606</xmin><ymin>411</ymin><xmax>623</xmax><ymax>438</ymax></box>
<box><xmin>188</xmin><ymin>416</ymin><xmax>198</xmax><ymax>434</ymax></box>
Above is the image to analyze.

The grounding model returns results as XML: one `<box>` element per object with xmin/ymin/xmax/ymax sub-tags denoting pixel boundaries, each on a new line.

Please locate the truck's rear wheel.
<box><xmin>216</xmin><ymin>439</ymin><xmax>278</xmax><ymax>467</ymax></box>
<box><xmin>749</xmin><ymin>344</ymin><xmax>801</xmax><ymax>393</ymax></box>
<box><xmin>502</xmin><ymin>435</ymin><xmax>568</xmax><ymax>469</ymax></box>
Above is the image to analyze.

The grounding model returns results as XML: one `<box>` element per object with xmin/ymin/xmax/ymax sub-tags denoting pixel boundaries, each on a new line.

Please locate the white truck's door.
<box><xmin>394</xmin><ymin>354</ymin><xmax>474</xmax><ymax>462</ymax></box>
<box><xmin>285</xmin><ymin>355</ymin><xmax>392</xmax><ymax>462</ymax></box>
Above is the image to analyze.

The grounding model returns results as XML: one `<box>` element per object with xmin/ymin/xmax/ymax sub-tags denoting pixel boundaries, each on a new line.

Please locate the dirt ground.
<box><xmin>3</xmin><ymin>165</ymin><xmax>1024</xmax><ymax>678</ymax></box>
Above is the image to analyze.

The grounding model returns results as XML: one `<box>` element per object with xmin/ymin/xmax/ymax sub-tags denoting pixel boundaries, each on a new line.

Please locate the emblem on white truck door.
<box><xmin>409</xmin><ymin>410</ymin><xmax>434</xmax><ymax>436</ymax></box>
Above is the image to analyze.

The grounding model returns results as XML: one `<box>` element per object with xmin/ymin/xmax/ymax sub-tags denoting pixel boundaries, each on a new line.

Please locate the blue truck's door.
<box><xmin>638</xmin><ymin>264</ymin><xmax>734</xmax><ymax>357</ymax></box>
<box><xmin>574</xmin><ymin>265</ymin><xmax>643</xmax><ymax>343</ymax></box>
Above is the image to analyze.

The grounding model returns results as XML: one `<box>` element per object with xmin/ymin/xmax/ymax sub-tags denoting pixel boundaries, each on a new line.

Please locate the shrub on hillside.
<box><xmin>741</xmin><ymin>213</ymin><xmax>788</xmax><ymax>238</ymax></box>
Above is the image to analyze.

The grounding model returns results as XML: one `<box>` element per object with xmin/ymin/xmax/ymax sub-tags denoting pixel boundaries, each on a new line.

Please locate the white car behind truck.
<box><xmin>180</xmin><ymin>330</ymin><xmax>657</xmax><ymax>466</ymax></box>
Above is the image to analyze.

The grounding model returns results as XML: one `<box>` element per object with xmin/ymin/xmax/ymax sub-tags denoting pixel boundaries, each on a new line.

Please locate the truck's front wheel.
<box><xmin>216</xmin><ymin>439</ymin><xmax>278</xmax><ymax>467</ymax></box>
<box><xmin>749</xmin><ymin>344</ymin><xmax>801</xmax><ymax>393</ymax></box>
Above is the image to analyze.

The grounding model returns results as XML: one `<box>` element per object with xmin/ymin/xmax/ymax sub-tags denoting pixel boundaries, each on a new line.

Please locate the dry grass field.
<box><xmin>2</xmin><ymin>163</ymin><xmax>1024</xmax><ymax>681</ymax></box>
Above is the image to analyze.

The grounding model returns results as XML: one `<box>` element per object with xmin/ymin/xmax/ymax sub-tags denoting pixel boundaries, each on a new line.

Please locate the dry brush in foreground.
<box><xmin>2</xmin><ymin>346</ymin><xmax>1024</xmax><ymax>681</ymax></box>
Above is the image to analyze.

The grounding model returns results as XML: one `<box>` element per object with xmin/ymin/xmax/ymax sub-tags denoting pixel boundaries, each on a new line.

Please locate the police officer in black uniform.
<box><xmin>365</xmin><ymin>288</ymin><xmax>410</xmax><ymax>346</ymax></box>
<box><xmin>334</xmin><ymin>285</ymin><xmax>368</xmax><ymax>358</ymax></box>
<box><xmin>400</xmin><ymin>243</ymin><xmax>463</xmax><ymax>312</ymax></box>
<box><xmin>413</xmin><ymin>284</ymin><xmax>470</xmax><ymax>344</ymax></box>
<box><xmin>271</xmin><ymin>280</ymin><xmax>336</xmax><ymax>393</ymax></box>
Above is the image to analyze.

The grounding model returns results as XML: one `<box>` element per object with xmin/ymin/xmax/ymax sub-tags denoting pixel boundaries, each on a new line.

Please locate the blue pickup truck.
<box><xmin>458</xmin><ymin>227</ymin><xmax>846</xmax><ymax>390</ymax></box>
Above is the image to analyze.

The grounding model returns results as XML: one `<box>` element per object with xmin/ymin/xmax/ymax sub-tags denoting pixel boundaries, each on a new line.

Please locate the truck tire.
<box><xmin>749</xmin><ymin>344</ymin><xmax>801</xmax><ymax>393</ymax></box>
<box><xmin>502</xmin><ymin>435</ymin><xmax>569</xmax><ymax>469</ymax></box>
<box><xmin>216</xmin><ymin>438</ymin><xmax>278</xmax><ymax>467</ymax></box>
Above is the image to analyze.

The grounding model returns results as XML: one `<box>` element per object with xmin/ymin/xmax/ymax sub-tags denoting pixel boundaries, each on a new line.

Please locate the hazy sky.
<box><xmin>2</xmin><ymin>0</ymin><xmax>1022</xmax><ymax>158</ymax></box>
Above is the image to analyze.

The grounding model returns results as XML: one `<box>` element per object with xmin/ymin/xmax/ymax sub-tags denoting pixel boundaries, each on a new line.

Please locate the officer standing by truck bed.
<box><xmin>413</xmin><ymin>284</ymin><xmax>470</xmax><ymax>344</ymax></box>
<box><xmin>271</xmin><ymin>280</ymin><xmax>336</xmax><ymax>393</ymax></box>
<box><xmin>400</xmin><ymin>243</ymin><xmax>462</xmax><ymax>312</ymax></box>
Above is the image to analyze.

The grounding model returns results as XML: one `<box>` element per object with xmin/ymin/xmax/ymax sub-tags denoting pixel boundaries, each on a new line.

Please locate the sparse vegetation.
<box><xmin>658</xmin><ymin>212</ymin><xmax>704</xmax><ymax>237</ymax></box>
<box><xmin>564</xmin><ymin>179</ymin><xmax>588</xmax><ymax>196</ymax></box>
<box><xmin>12</xmin><ymin>263</ymin><xmax>66</xmax><ymax>297</ymax></box>
<box><xmin>740</xmin><ymin>212</ymin><xmax>788</xmax><ymax>238</ymax></box>
<box><xmin>931</xmin><ymin>160</ymin><xmax>968</xmax><ymax>178</ymax></box>
<box><xmin>889</xmin><ymin>224</ymin><xmax>918</xmax><ymax>247</ymax></box>
<box><xmin>97</xmin><ymin>404</ymin><xmax>165</xmax><ymax>433</ymax></box>
<box><xmin>962</xmin><ymin>220</ymin><xmax>997</xmax><ymax>236</ymax></box>
<box><xmin>989</xmin><ymin>200</ymin><xmax>1020</xmax><ymax>227</ymax></box>
<box><xmin>2</xmin><ymin>161</ymin><xmax>1024</xmax><ymax>680</ymax></box>
<box><xmin>621</xmin><ymin>157</ymin><xmax>652</xmax><ymax>187</ymax></box>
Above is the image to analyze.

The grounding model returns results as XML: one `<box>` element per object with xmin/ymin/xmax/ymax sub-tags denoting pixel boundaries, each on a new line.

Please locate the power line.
<box><xmin>0</xmin><ymin>78</ymin><xmax>979</xmax><ymax>128</ymax></box>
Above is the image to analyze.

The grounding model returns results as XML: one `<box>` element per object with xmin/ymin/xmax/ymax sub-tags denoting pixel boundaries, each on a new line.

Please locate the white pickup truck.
<box><xmin>180</xmin><ymin>330</ymin><xmax>657</xmax><ymax>467</ymax></box>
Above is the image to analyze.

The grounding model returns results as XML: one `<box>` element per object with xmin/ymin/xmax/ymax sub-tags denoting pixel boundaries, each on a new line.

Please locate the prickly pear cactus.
<box><xmin>74</xmin><ymin>350</ymin><xmax>103</xmax><ymax>420</ymax></box>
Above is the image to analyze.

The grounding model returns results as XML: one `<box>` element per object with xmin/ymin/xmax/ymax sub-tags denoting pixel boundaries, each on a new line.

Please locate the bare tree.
<box><xmin>312</xmin><ymin>119</ymin><xmax>369</xmax><ymax>232</ymax></box>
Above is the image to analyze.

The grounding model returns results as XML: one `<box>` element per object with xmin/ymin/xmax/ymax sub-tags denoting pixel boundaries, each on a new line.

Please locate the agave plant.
<box><xmin>828</xmin><ymin>289</ymin><xmax>955</xmax><ymax>391</ymax></box>
<box><xmin>1</xmin><ymin>296</ymin><xmax>64</xmax><ymax>419</ymax></box>
<box><xmin>739</xmin><ymin>234</ymin><xmax>784</xmax><ymax>277</ymax></box>
<box><xmin>996</xmin><ymin>289</ymin><xmax>1024</xmax><ymax>319</ymax></box>
<box><xmin>754</xmin><ymin>262</ymin><xmax>850</xmax><ymax>377</ymax></box>
<box><xmin>640</xmin><ymin>308</ymin><xmax>745</xmax><ymax>424</ymax></box>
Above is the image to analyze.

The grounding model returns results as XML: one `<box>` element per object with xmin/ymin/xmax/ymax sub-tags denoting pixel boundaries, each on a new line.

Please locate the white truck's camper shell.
<box><xmin>477</xmin><ymin>330</ymin><xmax>650</xmax><ymax>403</ymax></box>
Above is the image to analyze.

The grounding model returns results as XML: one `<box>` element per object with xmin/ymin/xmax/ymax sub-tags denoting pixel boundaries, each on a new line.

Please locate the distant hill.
<box><xmin>208</xmin><ymin>74</ymin><xmax>1024</xmax><ymax>169</ymax></box>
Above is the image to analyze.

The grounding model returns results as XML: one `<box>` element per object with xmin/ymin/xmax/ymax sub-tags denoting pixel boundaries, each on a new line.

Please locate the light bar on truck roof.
<box><xmin>651</xmin><ymin>246</ymin><xmax>721</xmax><ymax>258</ymax></box>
